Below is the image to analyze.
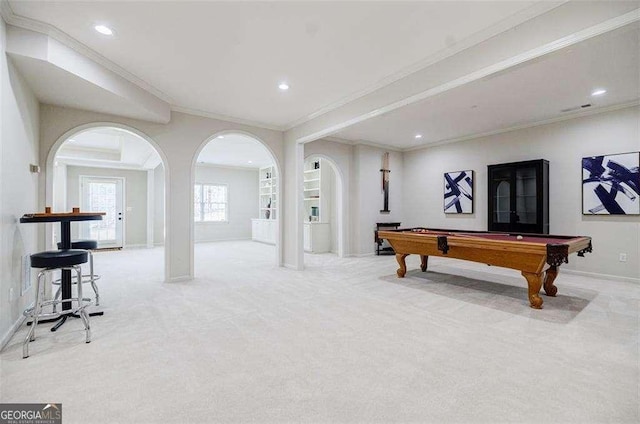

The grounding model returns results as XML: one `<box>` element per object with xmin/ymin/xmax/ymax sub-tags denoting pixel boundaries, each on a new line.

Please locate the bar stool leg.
<box><xmin>23</xmin><ymin>270</ymin><xmax>45</xmax><ymax>358</ymax></box>
<box><xmin>75</xmin><ymin>265</ymin><xmax>91</xmax><ymax>343</ymax></box>
<box><xmin>89</xmin><ymin>251</ymin><xmax>99</xmax><ymax>306</ymax></box>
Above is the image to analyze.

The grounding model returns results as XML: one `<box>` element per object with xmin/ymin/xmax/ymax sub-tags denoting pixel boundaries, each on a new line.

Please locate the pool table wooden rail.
<box><xmin>377</xmin><ymin>228</ymin><xmax>592</xmax><ymax>309</ymax></box>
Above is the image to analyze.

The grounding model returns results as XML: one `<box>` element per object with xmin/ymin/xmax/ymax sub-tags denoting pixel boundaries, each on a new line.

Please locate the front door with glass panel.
<box><xmin>80</xmin><ymin>176</ymin><xmax>124</xmax><ymax>248</ymax></box>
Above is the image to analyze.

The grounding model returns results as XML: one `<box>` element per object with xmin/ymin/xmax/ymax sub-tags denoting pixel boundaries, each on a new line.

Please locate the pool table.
<box><xmin>377</xmin><ymin>228</ymin><xmax>592</xmax><ymax>309</ymax></box>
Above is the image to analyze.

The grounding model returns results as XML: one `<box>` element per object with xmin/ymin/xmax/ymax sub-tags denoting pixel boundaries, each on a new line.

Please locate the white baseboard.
<box><xmin>1</xmin><ymin>314</ymin><xmax>27</xmax><ymax>352</ymax></box>
<box><xmin>124</xmin><ymin>244</ymin><xmax>147</xmax><ymax>249</ymax></box>
<box><xmin>166</xmin><ymin>275</ymin><xmax>192</xmax><ymax>283</ymax></box>
<box><xmin>195</xmin><ymin>237</ymin><xmax>251</xmax><ymax>244</ymax></box>
<box><xmin>563</xmin><ymin>268</ymin><xmax>640</xmax><ymax>284</ymax></box>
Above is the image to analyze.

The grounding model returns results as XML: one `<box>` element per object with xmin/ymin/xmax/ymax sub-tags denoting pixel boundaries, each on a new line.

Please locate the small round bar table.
<box><xmin>20</xmin><ymin>211</ymin><xmax>105</xmax><ymax>331</ymax></box>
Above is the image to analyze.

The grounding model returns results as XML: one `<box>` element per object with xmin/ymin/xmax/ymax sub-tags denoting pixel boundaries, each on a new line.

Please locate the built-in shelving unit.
<box><xmin>252</xmin><ymin>165</ymin><xmax>277</xmax><ymax>244</ymax></box>
<box><xmin>303</xmin><ymin>158</ymin><xmax>331</xmax><ymax>252</ymax></box>
<box><xmin>303</xmin><ymin>160</ymin><xmax>323</xmax><ymax>222</ymax></box>
<box><xmin>258</xmin><ymin>165</ymin><xmax>277</xmax><ymax>220</ymax></box>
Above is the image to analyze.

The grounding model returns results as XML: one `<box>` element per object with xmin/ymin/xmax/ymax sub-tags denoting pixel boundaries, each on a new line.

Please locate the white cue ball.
<box><xmin>516</xmin><ymin>235</ymin><xmax>523</xmax><ymax>240</ymax></box>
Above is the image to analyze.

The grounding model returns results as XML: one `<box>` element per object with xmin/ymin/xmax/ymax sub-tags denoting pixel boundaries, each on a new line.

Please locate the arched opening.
<box><xmin>46</xmin><ymin>123</ymin><xmax>169</xmax><ymax>282</ymax></box>
<box><xmin>302</xmin><ymin>154</ymin><xmax>345</xmax><ymax>262</ymax></box>
<box><xmin>191</xmin><ymin>132</ymin><xmax>281</xmax><ymax>275</ymax></box>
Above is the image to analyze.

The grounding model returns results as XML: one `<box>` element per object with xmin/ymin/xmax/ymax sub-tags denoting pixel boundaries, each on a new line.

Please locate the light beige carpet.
<box><xmin>1</xmin><ymin>241</ymin><xmax>638</xmax><ymax>423</ymax></box>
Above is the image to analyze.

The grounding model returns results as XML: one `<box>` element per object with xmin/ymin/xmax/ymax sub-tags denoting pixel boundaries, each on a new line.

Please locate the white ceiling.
<box><xmin>197</xmin><ymin>134</ymin><xmax>274</xmax><ymax>169</ymax></box>
<box><xmin>335</xmin><ymin>23</ymin><xmax>640</xmax><ymax>149</ymax></box>
<box><xmin>7</xmin><ymin>0</ymin><xmax>547</xmax><ymax>128</ymax></box>
<box><xmin>56</xmin><ymin>127</ymin><xmax>162</xmax><ymax>170</ymax></box>
<box><xmin>2</xmin><ymin>2</ymin><xmax>638</xmax><ymax>151</ymax></box>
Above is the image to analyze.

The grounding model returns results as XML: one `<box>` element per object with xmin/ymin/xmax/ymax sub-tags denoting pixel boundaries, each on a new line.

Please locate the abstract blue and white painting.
<box><xmin>444</xmin><ymin>170</ymin><xmax>473</xmax><ymax>214</ymax></box>
<box><xmin>582</xmin><ymin>152</ymin><xmax>639</xmax><ymax>215</ymax></box>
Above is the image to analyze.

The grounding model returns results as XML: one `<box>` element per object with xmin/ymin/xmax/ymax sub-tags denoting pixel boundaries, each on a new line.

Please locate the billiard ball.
<box><xmin>516</xmin><ymin>235</ymin><xmax>523</xmax><ymax>240</ymax></box>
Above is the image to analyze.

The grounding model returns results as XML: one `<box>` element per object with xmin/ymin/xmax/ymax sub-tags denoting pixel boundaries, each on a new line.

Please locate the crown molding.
<box><xmin>402</xmin><ymin>101</ymin><xmax>640</xmax><ymax>153</ymax></box>
<box><xmin>171</xmin><ymin>106</ymin><xmax>284</xmax><ymax>132</ymax></box>
<box><xmin>320</xmin><ymin>136</ymin><xmax>402</xmax><ymax>153</ymax></box>
<box><xmin>0</xmin><ymin>0</ymin><xmax>173</xmax><ymax>104</ymax></box>
<box><xmin>283</xmin><ymin>1</ymin><xmax>568</xmax><ymax>131</ymax></box>
<box><xmin>57</xmin><ymin>157</ymin><xmax>154</xmax><ymax>172</ymax></box>
<box><xmin>195</xmin><ymin>162</ymin><xmax>263</xmax><ymax>172</ymax></box>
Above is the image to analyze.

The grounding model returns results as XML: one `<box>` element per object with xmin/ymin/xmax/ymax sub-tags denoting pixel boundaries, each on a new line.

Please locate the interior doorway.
<box><xmin>80</xmin><ymin>176</ymin><xmax>124</xmax><ymax>248</ymax></box>
<box><xmin>48</xmin><ymin>125</ymin><xmax>167</xmax><ymax>284</ymax></box>
<box><xmin>302</xmin><ymin>155</ymin><xmax>344</xmax><ymax>257</ymax></box>
<box><xmin>192</xmin><ymin>132</ymin><xmax>281</xmax><ymax>275</ymax></box>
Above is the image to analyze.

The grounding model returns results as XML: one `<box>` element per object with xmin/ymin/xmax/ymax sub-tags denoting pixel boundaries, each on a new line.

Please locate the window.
<box><xmin>194</xmin><ymin>183</ymin><xmax>228</xmax><ymax>222</ymax></box>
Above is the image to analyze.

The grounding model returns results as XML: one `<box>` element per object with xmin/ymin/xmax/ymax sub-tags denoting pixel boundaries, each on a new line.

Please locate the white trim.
<box><xmin>404</xmin><ymin>101</ymin><xmax>640</xmax><ymax>153</ymax></box>
<box><xmin>166</xmin><ymin>276</ymin><xmax>191</xmax><ymax>283</ymax></box>
<box><xmin>0</xmin><ymin>315</ymin><xmax>27</xmax><ymax>352</ymax></box>
<box><xmin>195</xmin><ymin>237</ymin><xmax>251</xmax><ymax>243</ymax></box>
<box><xmin>56</xmin><ymin>157</ymin><xmax>157</xmax><ymax>172</ymax></box>
<box><xmin>146</xmin><ymin>170</ymin><xmax>154</xmax><ymax>248</ymax></box>
<box><xmin>563</xmin><ymin>269</ymin><xmax>640</xmax><ymax>285</ymax></box>
<box><xmin>195</xmin><ymin>162</ymin><xmax>263</xmax><ymax>172</ymax></box>
<box><xmin>122</xmin><ymin>244</ymin><xmax>149</xmax><ymax>249</ymax></box>
<box><xmin>172</xmin><ymin>106</ymin><xmax>283</xmax><ymax>132</ymax></box>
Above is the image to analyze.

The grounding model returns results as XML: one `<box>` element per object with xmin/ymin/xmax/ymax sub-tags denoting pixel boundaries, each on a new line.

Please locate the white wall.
<box><xmin>0</xmin><ymin>16</ymin><xmax>40</xmax><ymax>347</ymax></box>
<box><xmin>65</xmin><ymin>165</ymin><xmax>149</xmax><ymax>247</ymax></box>
<box><xmin>153</xmin><ymin>164</ymin><xmax>165</xmax><ymax>246</ymax></box>
<box><xmin>194</xmin><ymin>165</ymin><xmax>259</xmax><ymax>242</ymax></box>
<box><xmin>39</xmin><ymin>105</ymin><xmax>284</xmax><ymax>281</ymax></box>
<box><xmin>403</xmin><ymin>106</ymin><xmax>640</xmax><ymax>281</ymax></box>
<box><xmin>353</xmin><ymin>145</ymin><xmax>404</xmax><ymax>256</ymax></box>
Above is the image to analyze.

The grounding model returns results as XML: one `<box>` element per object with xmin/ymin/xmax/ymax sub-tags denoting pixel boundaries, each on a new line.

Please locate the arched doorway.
<box><xmin>302</xmin><ymin>154</ymin><xmax>346</xmax><ymax>261</ymax></box>
<box><xmin>46</xmin><ymin>123</ymin><xmax>169</xmax><ymax>281</ymax></box>
<box><xmin>191</xmin><ymin>131</ymin><xmax>282</xmax><ymax>274</ymax></box>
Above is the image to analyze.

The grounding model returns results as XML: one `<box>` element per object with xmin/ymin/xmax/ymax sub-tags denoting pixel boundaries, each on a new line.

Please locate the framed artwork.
<box><xmin>444</xmin><ymin>170</ymin><xmax>473</xmax><ymax>214</ymax></box>
<box><xmin>582</xmin><ymin>152</ymin><xmax>639</xmax><ymax>215</ymax></box>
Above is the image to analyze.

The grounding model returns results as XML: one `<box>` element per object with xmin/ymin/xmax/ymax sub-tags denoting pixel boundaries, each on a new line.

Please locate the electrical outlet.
<box><xmin>9</xmin><ymin>288</ymin><xmax>14</xmax><ymax>303</ymax></box>
<box><xmin>619</xmin><ymin>253</ymin><xmax>627</xmax><ymax>262</ymax></box>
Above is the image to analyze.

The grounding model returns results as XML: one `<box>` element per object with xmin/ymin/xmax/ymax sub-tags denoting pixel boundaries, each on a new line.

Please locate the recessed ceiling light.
<box><xmin>278</xmin><ymin>82</ymin><xmax>290</xmax><ymax>91</ymax></box>
<box><xmin>248</xmin><ymin>160</ymin><xmax>253</xmax><ymax>164</ymax></box>
<box><xmin>94</xmin><ymin>25</ymin><xmax>113</xmax><ymax>36</ymax></box>
<box><xmin>415</xmin><ymin>134</ymin><xmax>423</xmax><ymax>139</ymax></box>
<box><xmin>591</xmin><ymin>89</ymin><xmax>607</xmax><ymax>96</ymax></box>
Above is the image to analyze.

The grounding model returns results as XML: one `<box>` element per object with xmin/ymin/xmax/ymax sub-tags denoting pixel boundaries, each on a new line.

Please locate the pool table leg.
<box><xmin>396</xmin><ymin>254</ymin><xmax>409</xmax><ymax>277</ymax></box>
<box><xmin>543</xmin><ymin>265</ymin><xmax>558</xmax><ymax>297</ymax></box>
<box><xmin>522</xmin><ymin>271</ymin><xmax>544</xmax><ymax>309</ymax></box>
<box><xmin>420</xmin><ymin>255</ymin><xmax>428</xmax><ymax>272</ymax></box>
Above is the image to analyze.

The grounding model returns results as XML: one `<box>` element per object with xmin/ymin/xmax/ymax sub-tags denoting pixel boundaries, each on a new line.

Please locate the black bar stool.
<box><xmin>55</xmin><ymin>240</ymin><xmax>100</xmax><ymax>308</ymax></box>
<box><xmin>23</xmin><ymin>249</ymin><xmax>91</xmax><ymax>358</ymax></box>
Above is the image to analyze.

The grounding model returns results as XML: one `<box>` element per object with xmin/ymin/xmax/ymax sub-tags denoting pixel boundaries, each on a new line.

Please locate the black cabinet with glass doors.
<box><xmin>487</xmin><ymin>159</ymin><xmax>549</xmax><ymax>234</ymax></box>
